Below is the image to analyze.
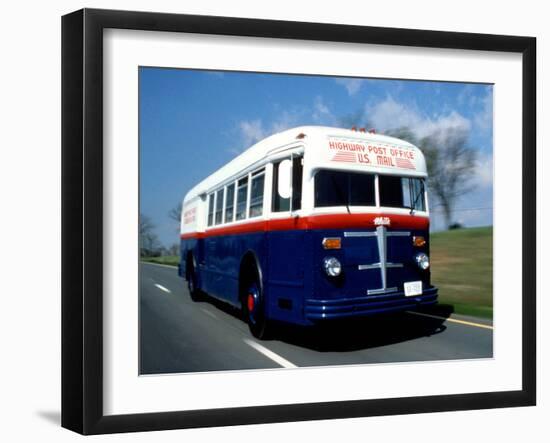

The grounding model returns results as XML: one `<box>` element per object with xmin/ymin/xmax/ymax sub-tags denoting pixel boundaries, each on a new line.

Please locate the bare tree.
<box><xmin>139</xmin><ymin>213</ymin><xmax>161</xmax><ymax>256</ymax></box>
<box><xmin>384</xmin><ymin>126</ymin><xmax>418</xmax><ymax>145</ymax></box>
<box><xmin>168</xmin><ymin>202</ymin><xmax>182</xmax><ymax>223</ymax></box>
<box><xmin>168</xmin><ymin>202</ymin><xmax>182</xmax><ymax>234</ymax></box>
<box><xmin>419</xmin><ymin>128</ymin><xmax>476</xmax><ymax>228</ymax></box>
<box><xmin>384</xmin><ymin>126</ymin><xmax>476</xmax><ymax>229</ymax></box>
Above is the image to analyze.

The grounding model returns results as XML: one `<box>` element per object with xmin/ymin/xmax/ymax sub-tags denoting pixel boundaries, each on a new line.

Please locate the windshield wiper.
<box><xmin>409</xmin><ymin>181</ymin><xmax>424</xmax><ymax>215</ymax></box>
<box><xmin>331</xmin><ymin>175</ymin><xmax>351</xmax><ymax>214</ymax></box>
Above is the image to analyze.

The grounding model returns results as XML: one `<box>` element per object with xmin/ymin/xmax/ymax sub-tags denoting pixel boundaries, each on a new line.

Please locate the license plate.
<box><xmin>404</xmin><ymin>281</ymin><xmax>422</xmax><ymax>297</ymax></box>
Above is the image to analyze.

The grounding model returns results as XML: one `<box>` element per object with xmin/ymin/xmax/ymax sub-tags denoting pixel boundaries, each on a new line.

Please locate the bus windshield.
<box><xmin>379</xmin><ymin>175</ymin><xmax>426</xmax><ymax>211</ymax></box>
<box><xmin>314</xmin><ymin>170</ymin><xmax>426</xmax><ymax>211</ymax></box>
<box><xmin>314</xmin><ymin>170</ymin><xmax>375</xmax><ymax>208</ymax></box>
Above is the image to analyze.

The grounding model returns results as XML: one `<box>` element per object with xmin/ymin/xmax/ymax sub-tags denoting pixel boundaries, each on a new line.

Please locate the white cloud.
<box><xmin>270</xmin><ymin>110</ymin><xmax>302</xmax><ymax>134</ymax></box>
<box><xmin>236</xmin><ymin>97</ymin><xmax>336</xmax><ymax>151</ymax></box>
<box><xmin>457</xmin><ymin>86</ymin><xmax>493</xmax><ymax>134</ymax></box>
<box><xmin>421</xmin><ymin>112</ymin><xmax>471</xmax><ymax>143</ymax></box>
<box><xmin>235</xmin><ymin>114</ymin><xmax>298</xmax><ymax>153</ymax></box>
<box><xmin>471</xmin><ymin>151</ymin><xmax>493</xmax><ymax>188</ymax></box>
<box><xmin>368</xmin><ymin>97</ymin><xmax>421</xmax><ymax>132</ymax></box>
<box><xmin>457</xmin><ymin>85</ymin><xmax>477</xmax><ymax>107</ymax></box>
<box><xmin>238</xmin><ymin>119</ymin><xmax>265</xmax><ymax>147</ymax></box>
<box><xmin>311</xmin><ymin>96</ymin><xmax>335</xmax><ymax>124</ymax></box>
<box><xmin>335</xmin><ymin>78</ymin><xmax>365</xmax><ymax>96</ymax></box>
<box><xmin>474</xmin><ymin>91</ymin><xmax>493</xmax><ymax>132</ymax></box>
<box><xmin>368</xmin><ymin>96</ymin><xmax>471</xmax><ymax>140</ymax></box>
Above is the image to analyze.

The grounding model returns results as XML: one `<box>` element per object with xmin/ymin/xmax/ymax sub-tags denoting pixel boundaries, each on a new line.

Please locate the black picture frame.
<box><xmin>61</xmin><ymin>8</ymin><xmax>536</xmax><ymax>435</ymax></box>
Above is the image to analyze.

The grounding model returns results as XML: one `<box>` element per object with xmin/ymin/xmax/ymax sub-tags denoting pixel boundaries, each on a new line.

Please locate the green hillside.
<box><xmin>430</xmin><ymin>226</ymin><xmax>493</xmax><ymax>319</ymax></box>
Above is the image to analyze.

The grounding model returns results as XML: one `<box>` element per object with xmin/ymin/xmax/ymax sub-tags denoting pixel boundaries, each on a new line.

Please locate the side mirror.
<box><xmin>277</xmin><ymin>159</ymin><xmax>292</xmax><ymax>199</ymax></box>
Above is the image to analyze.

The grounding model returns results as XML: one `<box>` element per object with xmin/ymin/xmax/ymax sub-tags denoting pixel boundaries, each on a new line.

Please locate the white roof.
<box><xmin>183</xmin><ymin>126</ymin><xmax>426</xmax><ymax>204</ymax></box>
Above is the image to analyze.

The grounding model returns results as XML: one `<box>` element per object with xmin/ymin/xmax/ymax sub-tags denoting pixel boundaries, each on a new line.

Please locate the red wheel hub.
<box><xmin>247</xmin><ymin>293</ymin><xmax>255</xmax><ymax>312</ymax></box>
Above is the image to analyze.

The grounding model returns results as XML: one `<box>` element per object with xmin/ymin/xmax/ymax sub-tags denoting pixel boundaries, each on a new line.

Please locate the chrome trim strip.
<box><xmin>368</xmin><ymin>287</ymin><xmax>398</xmax><ymax>295</ymax></box>
<box><xmin>358</xmin><ymin>263</ymin><xmax>380</xmax><ymax>270</ymax></box>
<box><xmin>358</xmin><ymin>262</ymin><xmax>402</xmax><ymax>270</ymax></box>
<box><xmin>376</xmin><ymin>226</ymin><xmax>387</xmax><ymax>289</ymax></box>
<box><xmin>344</xmin><ymin>231</ymin><xmax>410</xmax><ymax>237</ymax></box>
<box><xmin>344</xmin><ymin>231</ymin><xmax>377</xmax><ymax>237</ymax></box>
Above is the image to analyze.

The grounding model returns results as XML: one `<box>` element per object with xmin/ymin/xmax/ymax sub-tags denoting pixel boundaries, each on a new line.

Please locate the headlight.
<box><xmin>323</xmin><ymin>256</ymin><xmax>342</xmax><ymax>277</ymax></box>
<box><xmin>415</xmin><ymin>253</ymin><xmax>430</xmax><ymax>270</ymax></box>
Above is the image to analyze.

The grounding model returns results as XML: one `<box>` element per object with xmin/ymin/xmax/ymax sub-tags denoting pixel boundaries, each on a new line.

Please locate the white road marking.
<box><xmin>243</xmin><ymin>339</ymin><xmax>297</xmax><ymax>369</ymax></box>
<box><xmin>406</xmin><ymin>310</ymin><xmax>493</xmax><ymax>330</ymax></box>
<box><xmin>201</xmin><ymin>308</ymin><xmax>218</xmax><ymax>319</ymax></box>
<box><xmin>154</xmin><ymin>283</ymin><xmax>172</xmax><ymax>294</ymax></box>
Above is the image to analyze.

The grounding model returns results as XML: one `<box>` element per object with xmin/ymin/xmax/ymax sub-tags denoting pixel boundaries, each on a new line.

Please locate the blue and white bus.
<box><xmin>179</xmin><ymin>126</ymin><xmax>438</xmax><ymax>339</ymax></box>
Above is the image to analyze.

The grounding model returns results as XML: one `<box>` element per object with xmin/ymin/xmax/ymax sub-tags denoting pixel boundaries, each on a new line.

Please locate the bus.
<box><xmin>179</xmin><ymin>126</ymin><xmax>438</xmax><ymax>339</ymax></box>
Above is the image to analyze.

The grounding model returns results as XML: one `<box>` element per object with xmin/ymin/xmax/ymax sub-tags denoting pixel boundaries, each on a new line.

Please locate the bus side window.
<box><xmin>272</xmin><ymin>160</ymin><xmax>290</xmax><ymax>212</ymax></box>
<box><xmin>272</xmin><ymin>155</ymin><xmax>303</xmax><ymax>212</ymax></box>
<box><xmin>225</xmin><ymin>183</ymin><xmax>235</xmax><ymax>223</ymax></box>
<box><xmin>236</xmin><ymin>176</ymin><xmax>248</xmax><ymax>220</ymax></box>
<box><xmin>208</xmin><ymin>193</ymin><xmax>214</xmax><ymax>226</ymax></box>
<box><xmin>249</xmin><ymin>168</ymin><xmax>265</xmax><ymax>218</ymax></box>
<box><xmin>215</xmin><ymin>188</ymin><xmax>224</xmax><ymax>225</ymax></box>
<box><xmin>207</xmin><ymin>193</ymin><xmax>214</xmax><ymax>226</ymax></box>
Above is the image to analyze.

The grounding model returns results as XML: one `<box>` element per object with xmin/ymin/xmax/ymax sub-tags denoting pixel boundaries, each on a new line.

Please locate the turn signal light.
<box><xmin>322</xmin><ymin>237</ymin><xmax>341</xmax><ymax>250</ymax></box>
<box><xmin>413</xmin><ymin>236</ymin><xmax>426</xmax><ymax>247</ymax></box>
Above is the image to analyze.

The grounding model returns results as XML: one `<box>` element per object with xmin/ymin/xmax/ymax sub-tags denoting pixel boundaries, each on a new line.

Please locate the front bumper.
<box><xmin>304</xmin><ymin>286</ymin><xmax>438</xmax><ymax>321</ymax></box>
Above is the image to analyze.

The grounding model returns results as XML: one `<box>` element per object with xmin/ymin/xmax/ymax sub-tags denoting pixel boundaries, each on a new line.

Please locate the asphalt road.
<box><xmin>140</xmin><ymin>262</ymin><xmax>493</xmax><ymax>375</ymax></box>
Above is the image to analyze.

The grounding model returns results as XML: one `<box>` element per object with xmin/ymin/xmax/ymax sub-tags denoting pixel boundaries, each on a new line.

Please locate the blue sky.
<box><xmin>139</xmin><ymin>67</ymin><xmax>493</xmax><ymax>247</ymax></box>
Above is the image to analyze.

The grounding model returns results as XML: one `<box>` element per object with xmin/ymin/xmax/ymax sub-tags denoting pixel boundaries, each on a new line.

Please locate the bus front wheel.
<box><xmin>244</xmin><ymin>274</ymin><xmax>271</xmax><ymax>340</ymax></box>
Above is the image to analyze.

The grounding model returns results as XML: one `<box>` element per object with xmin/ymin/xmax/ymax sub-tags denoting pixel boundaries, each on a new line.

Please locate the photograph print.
<box><xmin>138</xmin><ymin>67</ymin><xmax>493</xmax><ymax>375</ymax></box>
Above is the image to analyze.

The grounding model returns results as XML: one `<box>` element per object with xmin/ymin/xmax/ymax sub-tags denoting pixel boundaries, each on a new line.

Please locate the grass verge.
<box><xmin>141</xmin><ymin>256</ymin><xmax>179</xmax><ymax>267</ymax></box>
<box><xmin>430</xmin><ymin>226</ymin><xmax>493</xmax><ymax>319</ymax></box>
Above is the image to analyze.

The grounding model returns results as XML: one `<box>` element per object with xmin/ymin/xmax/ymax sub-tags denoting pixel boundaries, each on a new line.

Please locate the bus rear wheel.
<box><xmin>186</xmin><ymin>257</ymin><xmax>202</xmax><ymax>302</ymax></box>
<box><xmin>244</xmin><ymin>275</ymin><xmax>271</xmax><ymax>340</ymax></box>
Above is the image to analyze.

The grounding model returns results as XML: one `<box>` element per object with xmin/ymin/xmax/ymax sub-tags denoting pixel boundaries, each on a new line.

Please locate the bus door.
<box><xmin>267</xmin><ymin>154</ymin><xmax>305</xmax><ymax>319</ymax></box>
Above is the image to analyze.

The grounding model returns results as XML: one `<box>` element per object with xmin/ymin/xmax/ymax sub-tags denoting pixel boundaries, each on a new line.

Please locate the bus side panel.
<box><xmin>180</xmin><ymin>237</ymin><xmax>206</xmax><ymax>295</ymax></box>
<box><xmin>202</xmin><ymin>232</ymin><xmax>267</xmax><ymax>307</ymax></box>
<box><xmin>179</xmin><ymin>237</ymin><xmax>197</xmax><ymax>277</ymax></box>
<box><xmin>179</xmin><ymin>238</ymin><xmax>187</xmax><ymax>278</ymax></box>
<box><xmin>265</xmin><ymin>230</ymin><xmax>309</xmax><ymax>325</ymax></box>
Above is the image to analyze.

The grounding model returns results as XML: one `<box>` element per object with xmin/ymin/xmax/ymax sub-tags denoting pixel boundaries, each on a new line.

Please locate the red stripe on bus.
<box><xmin>180</xmin><ymin>213</ymin><xmax>429</xmax><ymax>239</ymax></box>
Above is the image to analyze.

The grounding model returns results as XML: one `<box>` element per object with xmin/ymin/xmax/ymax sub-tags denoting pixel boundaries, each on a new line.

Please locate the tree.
<box><xmin>168</xmin><ymin>202</ymin><xmax>182</xmax><ymax>234</ymax></box>
<box><xmin>139</xmin><ymin>213</ymin><xmax>161</xmax><ymax>256</ymax></box>
<box><xmin>419</xmin><ymin>128</ymin><xmax>476</xmax><ymax>228</ymax></box>
<box><xmin>384</xmin><ymin>126</ymin><xmax>476</xmax><ymax>229</ymax></box>
<box><xmin>384</xmin><ymin>126</ymin><xmax>418</xmax><ymax>145</ymax></box>
<box><xmin>168</xmin><ymin>202</ymin><xmax>182</xmax><ymax>224</ymax></box>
